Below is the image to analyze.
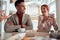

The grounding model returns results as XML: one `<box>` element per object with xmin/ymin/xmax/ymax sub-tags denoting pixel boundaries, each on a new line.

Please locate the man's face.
<box><xmin>16</xmin><ymin>2</ymin><xmax>25</xmax><ymax>13</ymax></box>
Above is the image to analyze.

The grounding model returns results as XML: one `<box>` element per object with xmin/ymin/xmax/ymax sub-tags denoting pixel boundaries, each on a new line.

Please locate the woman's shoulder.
<box><xmin>38</xmin><ymin>15</ymin><xmax>43</xmax><ymax>20</ymax></box>
<box><xmin>38</xmin><ymin>14</ymin><xmax>42</xmax><ymax>16</ymax></box>
<box><xmin>48</xmin><ymin>14</ymin><xmax>54</xmax><ymax>18</ymax></box>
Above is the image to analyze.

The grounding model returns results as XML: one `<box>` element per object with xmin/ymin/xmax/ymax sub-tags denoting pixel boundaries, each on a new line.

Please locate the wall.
<box><xmin>0</xmin><ymin>0</ymin><xmax>10</xmax><ymax>39</ymax></box>
<box><xmin>56</xmin><ymin>0</ymin><xmax>60</xmax><ymax>30</ymax></box>
<box><xmin>0</xmin><ymin>0</ymin><xmax>3</xmax><ymax>33</ymax></box>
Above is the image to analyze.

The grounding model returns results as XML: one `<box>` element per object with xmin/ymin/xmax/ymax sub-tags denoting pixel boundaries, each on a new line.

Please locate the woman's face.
<box><xmin>41</xmin><ymin>6</ymin><xmax>48</xmax><ymax>16</ymax></box>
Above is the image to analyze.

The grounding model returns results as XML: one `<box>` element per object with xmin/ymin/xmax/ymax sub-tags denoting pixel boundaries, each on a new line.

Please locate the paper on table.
<box><xmin>18</xmin><ymin>33</ymin><xmax>26</xmax><ymax>39</ymax></box>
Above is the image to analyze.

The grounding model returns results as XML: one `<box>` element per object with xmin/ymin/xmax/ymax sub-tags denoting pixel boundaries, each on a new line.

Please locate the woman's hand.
<box><xmin>0</xmin><ymin>10</ymin><xmax>5</xmax><ymax>21</ymax></box>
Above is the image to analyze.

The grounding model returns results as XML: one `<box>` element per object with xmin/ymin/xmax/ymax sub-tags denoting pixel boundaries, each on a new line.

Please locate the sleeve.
<box><xmin>38</xmin><ymin>16</ymin><xmax>42</xmax><ymax>26</ymax></box>
<box><xmin>26</xmin><ymin>15</ymin><xmax>33</xmax><ymax>30</ymax></box>
<box><xmin>52</xmin><ymin>18</ymin><xmax>58</xmax><ymax>31</ymax></box>
<box><xmin>4</xmin><ymin>16</ymin><xmax>20</xmax><ymax>33</ymax></box>
<box><xmin>37</xmin><ymin>16</ymin><xmax>42</xmax><ymax>31</ymax></box>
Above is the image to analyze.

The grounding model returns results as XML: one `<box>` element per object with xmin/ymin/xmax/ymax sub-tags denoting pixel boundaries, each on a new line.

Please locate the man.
<box><xmin>4</xmin><ymin>0</ymin><xmax>33</xmax><ymax>32</ymax></box>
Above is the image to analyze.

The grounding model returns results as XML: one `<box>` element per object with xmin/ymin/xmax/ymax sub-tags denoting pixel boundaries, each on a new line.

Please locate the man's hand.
<box><xmin>7</xmin><ymin>21</ymin><xmax>14</xmax><ymax>25</ymax></box>
<box><xmin>21</xmin><ymin>24</ymin><xmax>27</xmax><ymax>28</ymax></box>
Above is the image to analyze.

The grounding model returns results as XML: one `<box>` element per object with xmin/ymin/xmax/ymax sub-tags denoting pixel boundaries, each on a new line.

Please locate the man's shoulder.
<box><xmin>8</xmin><ymin>14</ymin><xmax>17</xmax><ymax>19</ymax></box>
<box><xmin>12</xmin><ymin>13</ymin><xmax>17</xmax><ymax>16</ymax></box>
<box><xmin>25</xmin><ymin>14</ymin><xmax>30</xmax><ymax>16</ymax></box>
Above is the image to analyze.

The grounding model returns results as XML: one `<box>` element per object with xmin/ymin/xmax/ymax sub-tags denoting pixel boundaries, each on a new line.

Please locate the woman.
<box><xmin>37</xmin><ymin>4</ymin><xmax>58</xmax><ymax>32</ymax></box>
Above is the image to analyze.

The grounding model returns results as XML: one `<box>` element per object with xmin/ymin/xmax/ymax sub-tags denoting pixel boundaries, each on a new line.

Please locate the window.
<box><xmin>28</xmin><ymin>6</ymin><xmax>38</xmax><ymax>17</ymax></box>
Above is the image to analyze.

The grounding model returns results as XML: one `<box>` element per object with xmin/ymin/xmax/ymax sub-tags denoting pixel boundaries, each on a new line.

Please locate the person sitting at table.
<box><xmin>4</xmin><ymin>0</ymin><xmax>33</xmax><ymax>32</ymax></box>
<box><xmin>37</xmin><ymin>4</ymin><xmax>58</xmax><ymax>32</ymax></box>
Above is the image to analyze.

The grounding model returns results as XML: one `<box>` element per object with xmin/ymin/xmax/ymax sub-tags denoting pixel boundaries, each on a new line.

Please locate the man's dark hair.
<box><xmin>15</xmin><ymin>0</ymin><xmax>24</xmax><ymax>7</ymax></box>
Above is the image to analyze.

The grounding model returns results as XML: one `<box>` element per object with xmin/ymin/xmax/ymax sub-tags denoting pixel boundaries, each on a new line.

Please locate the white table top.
<box><xmin>0</xmin><ymin>31</ymin><xmax>60</xmax><ymax>40</ymax></box>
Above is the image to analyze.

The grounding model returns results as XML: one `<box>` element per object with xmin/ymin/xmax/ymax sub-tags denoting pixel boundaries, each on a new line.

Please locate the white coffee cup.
<box><xmin>18</xmin><ymin>28</ymin><xmax>25</xmax><ymax>33</ymax></box>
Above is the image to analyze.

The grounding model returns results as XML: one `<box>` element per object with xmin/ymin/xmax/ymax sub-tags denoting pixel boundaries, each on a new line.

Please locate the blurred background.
<box><xmin>0</xmin><ymin>0</ymin><xmax>60</xmax><ymax>33</ymax></box>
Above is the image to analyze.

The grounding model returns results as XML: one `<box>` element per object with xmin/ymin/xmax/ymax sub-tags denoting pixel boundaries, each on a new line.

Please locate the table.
<box><xmin>0</xmin><ymin>30</ymin><xmax>60</xmax><ymax>40</ymax></box>
<box><xmin>23</xmin><ymin>36</ymin><xmax>60</xmax><ymax>40</ymax></box>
